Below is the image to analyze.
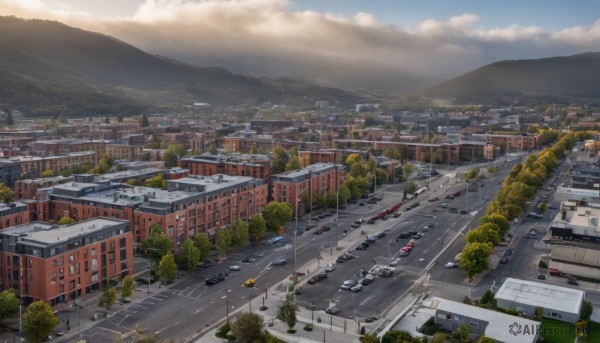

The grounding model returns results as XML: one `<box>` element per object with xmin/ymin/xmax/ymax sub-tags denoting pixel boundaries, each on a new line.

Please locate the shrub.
<box><xmin>303</xmin><ymin>324</ymin><xmax>313</xmax><ymax>332</ymax></box>
<box><xmin>216</xmin><ymin>323</ymin><xmax>231</xmax><ymax>339</ymax></box>
<box><xmin>539</xmin><ymin>260</ymin><xmax>548</xmax><ymax>268</ymax></box>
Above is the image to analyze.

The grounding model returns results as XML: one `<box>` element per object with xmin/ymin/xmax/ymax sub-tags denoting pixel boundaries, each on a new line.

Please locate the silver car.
<box><xmin>340</xmin><ymin>280</ymin><xmax>355</xmax><ymax>290</ymax></box>
<box><xmin>351</xmin><ymin>284</ymin><xmax>363</xmax><ymax>292</ymax></box>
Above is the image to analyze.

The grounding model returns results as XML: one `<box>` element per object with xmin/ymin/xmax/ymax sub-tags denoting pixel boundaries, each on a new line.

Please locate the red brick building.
<box><xmin>179</xmin><ymin>153</ymin><xmax>272</xmax><ymax>186</ymax></box>
<box><xmin>272</xmin><ymin>163</ymin><xmax>346</xmax><ymax>216</ymax></box>
<box><xmin>0</xmin><ymin>218</ymin><xmax>133</xmax><ymax>305</ymax></box>
<box><xmin>46</xmin><ymin>174</ymin><xmax>268</xmax><ymax>248</ymax></box>
<box><xmin>0</xmin><ymin>202</ymin><xmax>31</xmax><ymax>231</ymax></box>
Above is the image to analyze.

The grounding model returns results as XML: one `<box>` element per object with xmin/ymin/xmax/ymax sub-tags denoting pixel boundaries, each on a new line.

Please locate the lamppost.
<box><xmin>465</xmin><ymin>180</ymin><xmax>470</xmax><ymax>211</ymax></box>
<box><xmin>221</xmin><ymin>289</ymin><xmax>231</xmax><ymax>323</ymax></box>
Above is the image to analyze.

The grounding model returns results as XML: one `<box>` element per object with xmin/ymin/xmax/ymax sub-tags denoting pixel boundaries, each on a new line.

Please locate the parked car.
<box><xmin>537</xmin><ymin>274</ymin><xmax>546</xmax><ymax>280</ymax></box>
<box><xmin>445</xmin><ymin>262</ymin><xmax>458</xmax><ymax>269</ymax></box>
<box><xmin>341</xmin><ymin>280</ymin><xmax>355</xmax><ymax>290</ymax></box>
<box><xmin>376</xmin><ymin>231</ymin><xmax>386</xmax><ymax>238</ymax></box>
<box><xmin>358</xmin><ymin>278</ymin><xmax>372</xmax><ymax>285</ymax></box>
<box><xmin>426</xmin><ymin>222</ymin><xmax>435</xmax><ymax>228</ymax></box>
<box><xmin>500</xmin><ymin>257</ymin><xmax>508</xmax><ymax>263</ymax></box>
<box><xmin>503</xmin><ymin>248</ymin><xmax>513</xmax><ymax>257</ymax></box>
<box><xmin>351</xmin><ymin>284</ymin><xmax>363</xmax><ymax>292</ymax></box>
<box><xmin>392</xmin><ymin>213</ymin><xmax>401</xmax><ymax>218</ymax></box>
<box><xmin>459</xmin><ymin>210</ymin><xmax>468</xmax><ymax>214</ymax></box>
<box><xmin>449</xmin><ymin>208</ymin><xmax>458</xmax><ymax>213</ymax></box>
<box><xmin>324</xmin><ymin>263</ymin><xmax>335</xmax><ymax>272</ymax></box>
<box><xmin>307</xmin><ymin>276</ymin><xmax>319</xmax><ymax>285</ymax></box>
<box><xmin>326</xmin><ymin>305</ymin><xmax>340</xmax><ymax>314</ymax></box>
<box><xmin>567</xmin><ymin>277</ymin><xmax>579</xmax><ymax>286</ymax></box>
<box><xmin>229</xmin><ymin>265</ymin><xmax>241</xmax><ymax>271</ymax></box>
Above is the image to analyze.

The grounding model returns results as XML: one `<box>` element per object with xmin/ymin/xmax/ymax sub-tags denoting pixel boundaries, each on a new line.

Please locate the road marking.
<box><xmin>360</xmin><ymin>295</ymin><xmax>373</xmax><ymax>306</ymax></box>
<box><xmin>194</xmin><ymin>309</ymin><xmax>202</xmax><ymax>314</ymax></box>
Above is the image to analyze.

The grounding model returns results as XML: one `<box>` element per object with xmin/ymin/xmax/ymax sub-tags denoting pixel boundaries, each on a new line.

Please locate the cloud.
<box><xmin>2</xmin><ymin>0</ymin><xmax>600</xmax><ymax>89</ymax></box>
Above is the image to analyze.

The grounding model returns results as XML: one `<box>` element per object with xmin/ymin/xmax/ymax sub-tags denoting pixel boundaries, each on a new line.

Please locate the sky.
<box><xmin>2</xmin><ymin>0</ymin><xmax>600</xmax><ymax>89</ymax></box>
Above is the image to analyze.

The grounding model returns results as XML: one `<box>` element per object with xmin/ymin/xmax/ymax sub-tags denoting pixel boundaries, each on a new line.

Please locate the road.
<box><xmin>58</xmin><ymin>155</ymin><xmax>524</xmax><ymax>343</ymax></box>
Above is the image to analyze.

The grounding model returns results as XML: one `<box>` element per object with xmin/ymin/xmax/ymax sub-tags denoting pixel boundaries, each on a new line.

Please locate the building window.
<box><xmin>51</xmin><ymin>272</ymin><xmax>57</xmax><ymax>283</ymax></box>
<box><xmin>51</xmin><ymin>260</ymin><xmax>57</xmax><ymax>268</ymax></box>
<box><xmin>92</xmin><ymin>248</ymin><xmax>96</xmax><ymax>257</ymax></box>
<box><xmin>59</xmin><ymin>256</ymin><xmax>64</xmax><ymax>265</ymax></box>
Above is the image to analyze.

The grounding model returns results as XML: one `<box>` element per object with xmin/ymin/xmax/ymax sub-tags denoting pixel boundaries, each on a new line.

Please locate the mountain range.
<box><xmin>0</xmin><ymin>16</ymin><xmax>360</xmax><ymax>117</ymax></box>
<box><xmin>425</xmin><ymin>53</ymin><xmax>600</xmax><ymax>104</ymax></box>
<box><xmin>1</xmin><ymin>16</ymin><xmax>600</xmax><ymax>117</ymax></box>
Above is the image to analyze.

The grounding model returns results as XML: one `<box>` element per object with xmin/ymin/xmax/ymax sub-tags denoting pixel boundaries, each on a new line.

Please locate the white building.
<box><xmin>495</xmin><ymin>278</ymin><xmax>584</xmax><ymax>323</ymax></box>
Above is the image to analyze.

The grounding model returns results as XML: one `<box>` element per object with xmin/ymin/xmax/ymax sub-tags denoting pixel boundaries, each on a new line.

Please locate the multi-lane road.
<box><xmin>59</xmin><ymin>157</ymin><xmax>522</xmax><ymax>343</ymax></box>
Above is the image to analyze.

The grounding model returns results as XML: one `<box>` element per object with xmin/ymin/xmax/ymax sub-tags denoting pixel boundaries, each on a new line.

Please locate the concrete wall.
<box><xmin>496</xmin><ymin>298</ymin><xmax>580</xmax><ymax>324</ymax></box>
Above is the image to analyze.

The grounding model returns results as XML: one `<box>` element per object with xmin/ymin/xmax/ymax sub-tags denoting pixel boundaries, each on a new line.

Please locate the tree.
<box><xmin>0</xmin><ymin>289</ymin><xmax>19</xmax><ymax>327</ymax></box>
<box><xmin>98</xmin><ymin>287</ymin><xmax>117</xmax><ymax>309</ymax></box>
<box><xmin>580</xmin><ymin>300</ymin><xmax>593</xmax><ymax>320</ymax></box>
<box><xmin>215</xmin><ymin>229</ymin><xmax>232</xmax><ymax>258</ymax></box>
<box><xmin>345</xmin><ymin>153</ymin><xmax>362</xmax><ymax>166</ymax></box>
<box><xmin>402</xmin><ymin>162</ymin><xmax>415</xmax><ymax>177</ymax></box>
<box><xmin>142</xmin><ymin>223</ymin><xmax>174</xmax><ymax>259</ymax></box>
<box><xmin>248</xmin><ymin>214</ymin><xmax>267</xmax><ymax>241</ymax></box>
<box><xmin>231</xmin><ymin>312</ymin><xmax>264</xmax><ymax>343</ymax></box>
<box><xmin>480</xmin><ymin>289</ymin><xmax>495</xmax><ymax>305</ymax></box>
<box><xmin>140</xmin><ymin>114</ymin><xmax>149</xmax><ymax>127</ymax></box>
<box><xmin>285</xmin><ymin>155</ymin><xmax>302</xmax><ymax>172</ymax></box>
<box><xmin>262</xmin><ymin>201</ymin><xmax>292</xmax><ymax>233</ymax></box>
<box><xmin>455</xmin><ymin>323</ymin><xmax>471</xmax><ymax>342</ymax></box>
<box><xmin>89</xmin><ymin>153</ymin><xmax>114</xmax><ymax>174</ymax></box>
<box><xmin>121</xmin><ymin>275</ymin><xmax>135</xmax><ymax>299</ymax></box>
<box><xmin>40</xmin><ymin>169</ymin><xmax>54</xmax><ymax>178</ymax></box>
<box><xmin>477</xmin><ymin>336</ymin><xmax>496</xmax><ymax>343</ymax></box>
<box><xmin>163</xmin><ymin>144</ymin><xmax>186</xmax><ymax>168</ymax></box>
<box><xmin>0</xmin><ymin>183</ymin><xmax>14</xmax><ymax>203</ymax></box>
<box><xmin>276</xmin><ymin>293</ymin><xmax>298</xmax><ymax>332</ymax></box>
<box><xmin>479</xmin><ymin>214</ymin><xmax>510</xmax><ymax>236</ymax></box>
<box><xmin>487</xmin><ymin>166</ymin><xmax>497</xmax><ymax>174</ymax></box>
<box><xmin>406</xmin><ymin>181</ymin><xmax>418</xmax><ymax>194</ymax></box>
<box><xmin>536</xmin><ymin>306</ymin><xmax>544</xmax><ymax>320</ymax></box>
<box><xmin>383</xmin><ymin>148</ymin><xmax>401</xmax><ymax>160</ymax></box>
<box><xmin>193</xmin><ymin>233</ymin><xmax>212</xmax><ymax>262</ymax></box>
<box><xmin>22</xmin><ymin>301</ymin><xmax>58</xmax><ymax>343</ymax></box>
<box><xmin>538</xmin><ymin>202</ymin><xmax>547</xmax><ymax>214</ymax></box>
<box><xmin>466</xmin><ymin>225</ymin><xmax>500</xmax><ymax>246</ymax></box>
<box><xmin>208</xmin><ymin>144</ymin><xmax>218</xmax><ymax>155</ymax></box>
<box><xmin>145</xmin><ymin>174</ymin><xmax>166</xmax><ymax>189</ymax></box>
<box><xmin>157</xmin><ymin>252</ymin><xmax>177</xmax><ymax>284</ymax></box>
<box><xmin>58</xmin><ymin>216</ymin><xmax>75</xmax><ymax>225</ymax></box>
<box><xmin>272</xmin><ymin>146</ymin><xmax>289</xmax><ymax>174</ymax></box>
<box><xmin>361</xmin><ymin>333</ymin><xmax>380</xmax><ymax>343</ymax></box>
<box><xmin>464</xmin><ymin>167</ymin><xmax>480</xmax><ymax>181</ymax></box>
<box><xmin>230</xmin><ymin>219</ymin><xmax>250</xmax><ymax>250</ymax></box>
<box><xmin>175</xmin><ymin>239</ymin><xmax>200</xmax><ymax>272</ymax></box>
<box><xmin>459</xmin><ymin>242</ymin><xmax>493</xmax><ymax>280</ymax></box>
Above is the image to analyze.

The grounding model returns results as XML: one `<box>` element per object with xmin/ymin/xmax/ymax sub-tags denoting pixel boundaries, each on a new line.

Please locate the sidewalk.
<box><xmin>0</xmin><ymin>256</ymin><xmax>181</xmax><ymax>343</ymax></box>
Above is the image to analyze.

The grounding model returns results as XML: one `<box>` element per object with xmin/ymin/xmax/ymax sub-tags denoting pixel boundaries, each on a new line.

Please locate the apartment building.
<box><xmin>272</xmin><ymin>163</ymin><xmax>346</xmax><ymax>216</ymax></box>
<box><xmin>105</xmin><ymin>144</ymin><xmax>136</xmax><ymax>161</ymax></box>
<box><xmin>14</xmin><ymin>176</ymin><xmax>72</xmax><ymax>200</ymax></box>
<box><xmin>0</xmin><ymin>202</ymin><xmax>31</xmax><ymax>231</ymax></box>
<box><xmin>0</xmin><ymin>218</ymin><xmax>133</xmax><ymax>305</ymax></box>
<box><xmin>29</xmin><ymin>139</ymin><xmax>109</xmax><ymax>160</ymax></box>
<box><xmin>471</xmin><ymin>133</ymin><xmax>540</xmax><ymax>151</ymax></box>
<box><xmin>3</xmin><ymin>151</ymin><xmax>97</xmax><ymax>178</ymax></box>
<box><xmin>179</xmin><ymin>153</ymin><xmax>272</xmax><ymax>185</ymax></box>
<box><xmin>46</xmin><ymin>174</ymin><xmax>268</xmax><ymax>247</ymax></box>
<box><xmin>0</xmin><ymin>160</ymin><xmax>21</xmax><ymax>187</ymax></box>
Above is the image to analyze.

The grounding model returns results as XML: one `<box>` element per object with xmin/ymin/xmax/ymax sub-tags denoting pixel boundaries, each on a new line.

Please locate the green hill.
<box><xmin>424</xmin><ymin>53</ymin><xmax>600</xmax><ymax>104</ymax></box>
<box><xmin>0</xmin><ymin>16</ymin><xmax>359</xmax><ymax>116</ymax></box>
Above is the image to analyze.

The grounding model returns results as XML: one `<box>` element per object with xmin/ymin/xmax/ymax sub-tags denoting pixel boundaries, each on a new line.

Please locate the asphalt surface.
<box><xmin>56</xmin><ymin>156</ymin><xmax>527</xmax><ymax>343</ymax></box>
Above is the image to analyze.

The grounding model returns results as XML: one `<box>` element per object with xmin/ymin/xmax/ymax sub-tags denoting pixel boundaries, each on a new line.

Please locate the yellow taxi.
<box><xmin>245</xmin><ymin>278</ymin><xmax>256</xmax><ymax>287</ymax></box>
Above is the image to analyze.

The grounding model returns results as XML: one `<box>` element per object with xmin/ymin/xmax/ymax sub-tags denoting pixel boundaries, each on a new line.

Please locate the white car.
<box><xmin>350</xmin><ymin>284</ymin><xmax>363</xmax><ymax>292</ymax></box>
<box><xmin>445</xmin><ymin>262</ymin><xmax>458</xmax><ymax>269</ymax></box>
<box><xmin>229</xmin><ymin>265</ymin><xmax>241</xmax><ymax>271</ymax></box>
<box><xmin>324</xmin><ymin>263</ymin><xmax>335</xmax><ymax>272</ymax></box>
<box><xmin>389</xmin><ymin>259</ymin><xmax>399</xmax><ymax>266</ymax></box>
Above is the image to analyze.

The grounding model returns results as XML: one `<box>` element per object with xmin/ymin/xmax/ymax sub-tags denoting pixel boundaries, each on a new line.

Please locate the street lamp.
<box><xmin>221</xmin><ymin>289</ymin><xmax>231</xmax><ymax>323</ymax></box>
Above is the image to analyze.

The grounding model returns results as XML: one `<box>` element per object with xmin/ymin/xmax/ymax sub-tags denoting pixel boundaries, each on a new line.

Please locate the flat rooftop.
<box><xmin>2</xmin><ymin>218</ymin><xmax>127</xmax><ymax>245</ymax></box>
<box><xmin>495</xmin><ymin>277</ymin><xmax>584</xmax><ymax>315</ymax></box>
<box><xmin>432</xmin><ymin>297</ymin><xmax>539</xmax><ymax>343</ymax></box>
<box><xmin>274</xmin><ymin>163</ymin><xmax>341</xmax><ymax>179</ymax></box>
<box><xmin>171</xmin><ymin>174</ymin><xmax>259</xmax><ymax>192</ymax></box>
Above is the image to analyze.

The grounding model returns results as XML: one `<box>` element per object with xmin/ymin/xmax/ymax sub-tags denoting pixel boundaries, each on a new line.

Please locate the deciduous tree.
<box><xmin>22</xmin><ymin>301</ymin><xmax>58</xmax><ymax>343</ymax></box>
<box><xmin>142</xmin><ymin>223</ymin><xmax>174</xmax><ymax>259</ymax></box>
<box><xmin>230</xmin><ymin>219</ymin><xmax>250</xmax><ymax>250</ymax></box>
<box><xmin>479</xmin><ymin>213</ymin><xmax>510</xmax><ymax>236</ymax></box>
<box><xmin>0</xmin><ymin>183</ymin><xmax>14</xmax><ymax>203</ymax></box>
<box><xmin>262</xmin><ymin>201</ymin><xmax>292</xmax><ymax>233</ymax></box>
<box><xmin>121</xmin><ymin>275</ymin><xmax>135</xmax><ymax>299</ymax></box>
<box><xmin>98</xmin><ymin>287</ymin><xmax>117</xmax><ymax>309</ymax></box>
<box><xmin>276</xmin><ymin>293</ymin><xmax>298</xmax><ymax>332</ymax></box>
<box><xmin>248</xmin><ymin>214</ymin><xmax>267</xmax><ymax>241</ymax></box>
<box><xmin>459</xmin><ymin>242</ymin><xmax>493</xmax><ymax>280</ymax></box>
<box><xmin>175</xmin><ymin>239</ymin><xmax>200</xmax><ymax>272</ymax></box>
<box><xmin>231</xmin><ymin>312</ymin><xmax>264</xmax><ymax>343</ymax></box>
<box><xmin>0</xmin><ymin>289</ymin><xmax>19</xmax><ymax>327</ymax></box>
<box><xmin>215</xmin><ymin>229</ymin><xmax>232</xmax><ymax>258</ymax></box>
<box><xmin>58</xmin><ymin>216</ymin><xmax>75</xmax><ymax>225</ymax></box>
<box><xmin>193</xmin><ymin>233</ymin><xmax>212</xmax><ymax>262</ymax></box>
<box><xmin>157</xmin><ymin>252</ymin><xmax>177</xmax><ymax>284</ymax></box>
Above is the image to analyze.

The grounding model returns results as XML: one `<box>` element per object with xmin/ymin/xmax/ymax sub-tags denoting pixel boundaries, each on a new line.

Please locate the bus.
<box><xmin>414</xmin><ymin>187</ymin><xmax>427</xmax><ymax>196</ymax></box>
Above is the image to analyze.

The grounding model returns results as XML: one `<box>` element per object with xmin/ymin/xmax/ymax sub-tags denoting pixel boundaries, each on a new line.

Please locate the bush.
<box><xmin>360</xmin><ymin>326</ymin><xmax>366</xmax><ymax>335</ymax></box>
<box><xmin>303</xmin><ymin>324</ymin><xmax>313</xmax><ymax>332</ymax></box>
<box><xmin>287</xmin><ymin>329</ymin><xmax>296</xmax><ymax>334</ymax></box>
<box><xmin>260</xmin><ymin>306</ymin><xmax>268</xmax><ymax>311</ymax></box>
<box><xmin>419</xmin><ymin>317</ymin><xmax>439</xmax><ymax>335</ymax></box>
<box><xmin>539</xmin><ymin>260</ymin><xmax>548</xmax><ymax>268</ymax></box>
<box><xmin>216</xmin><ymin>323</ymin><xmax>231</xmax><ymax>339</ymax></box>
